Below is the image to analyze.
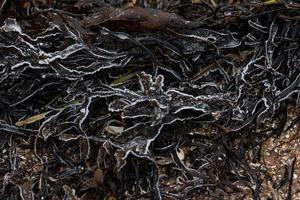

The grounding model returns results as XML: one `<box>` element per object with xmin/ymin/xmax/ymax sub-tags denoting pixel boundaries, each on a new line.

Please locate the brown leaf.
<box><xmin>81</xmin><ymin>169</ymin><xmax>104</xmax><ymax>190</ymax></box>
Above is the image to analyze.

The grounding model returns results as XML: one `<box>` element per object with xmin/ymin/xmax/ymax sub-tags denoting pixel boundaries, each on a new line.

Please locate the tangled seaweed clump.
<box><xmin>0</xmin><ymin>0</ymin><xmax>299</xmax><ymax>199</ymax></box>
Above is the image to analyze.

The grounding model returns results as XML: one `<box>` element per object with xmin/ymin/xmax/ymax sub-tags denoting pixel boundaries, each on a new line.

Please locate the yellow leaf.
<box><xmin>210</xmin><ymin>0</ymin><xmax>218</xmax><ymax>7</ymax></box>
<box><xmin>15</xmin><ymin>112</ymin><xmax>49</xmax><ymax>127</ymax></box>
<box><xmin>105</xmin><ymin>196</ymin><xmax>116</xmax><ymax>200</ymax></box>
<box><xmin>15</xmin><ymin>97</ymin><xmax>83</xmax><ymax>127</ymax></box>
<box><xmin>264</xmin><ymin>0</ymin><xmax>280</xmax><ymax>5</ymax></box>
<box><xmin>110</xmin><ymin>72</ymin><xmax>137</xmax><ymax>86</ymax></box>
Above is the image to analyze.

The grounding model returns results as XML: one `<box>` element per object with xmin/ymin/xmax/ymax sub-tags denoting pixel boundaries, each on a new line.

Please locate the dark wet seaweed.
<box><xmin>0</xmin><ymin>0</ymin><xmax>299</xmax><ymax>199</ymax></box>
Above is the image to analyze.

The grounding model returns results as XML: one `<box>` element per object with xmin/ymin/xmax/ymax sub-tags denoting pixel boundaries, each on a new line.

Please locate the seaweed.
<box><xmin>0</xmin><ymin>0</ymin><xmax>299</xmax><ymax>199</ymax></box>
